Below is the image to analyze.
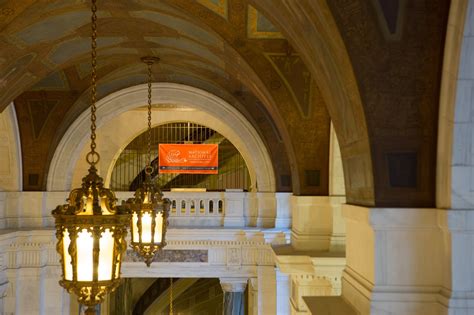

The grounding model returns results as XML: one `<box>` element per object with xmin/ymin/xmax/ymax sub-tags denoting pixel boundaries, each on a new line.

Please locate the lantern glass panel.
<box><xmin>142</xmin><ymin>212</ymin><xmax>152</xmax><ymax>243</ymax></box>
<box><xmin>63</xmin><ymin>229</ymin><xmax>73</xmax><ymax>281</ymax></box>
<box><xmin>77</xmin><ymin>229</ymin><xmax>94</xmax><ymax>281</ymax></box>
<box><xmin>132</xmin><ymin>213</ymin><xmax>139</xmax><ymax>242</ymax></box>
<box><xmin>98</xmin><ymin>229</ymin><xmax>114</xmax><ymax>281</ymax></box>
<box><xmin>154</xmin><ymin>212</ymin><xmax>163</xmax><ymax>243</ymax></box>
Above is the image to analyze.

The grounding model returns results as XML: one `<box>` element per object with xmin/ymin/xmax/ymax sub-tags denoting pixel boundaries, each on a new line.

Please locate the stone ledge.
<box><xmin>303</xmin><ymin>296</ymin><xmax>359</xmax><ymax>315</ymax></box>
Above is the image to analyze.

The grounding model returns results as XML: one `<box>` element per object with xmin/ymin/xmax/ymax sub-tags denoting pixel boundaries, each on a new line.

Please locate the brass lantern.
<box><xmin>52</xmin><ymin>168</ymin><xmax>130</xmax><ymax>311</ymax></box>
<box><xmin>126</xmin><ymin>56</ymin><xmax>170</xmax><ymax>267</ymax></box>
<box><xmin>52</xmin><ymin>0</ymin><xmax>130</xmax><ymax>314</ymax></box>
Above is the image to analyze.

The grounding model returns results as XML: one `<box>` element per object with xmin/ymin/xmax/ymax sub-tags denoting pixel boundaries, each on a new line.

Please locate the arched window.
<box><xmin>110</xmin><ymin>122</ymin><xmax>250</xmax><ymax>191</ymax></box>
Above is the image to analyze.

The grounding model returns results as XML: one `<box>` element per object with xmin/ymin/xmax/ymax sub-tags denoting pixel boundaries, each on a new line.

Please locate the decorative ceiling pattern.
<box><xmin>247</xmin><ymin>5</ymin><xmax>283</xmax><ymax>39</ymax></box>
<box><xmin>197</xmin><ymin>0</ymin><xmax>228</xmax><ymax>19</ymax></box>
<box><xmin>1</xmin><ymin>0</ymin><xmax>330</xmax><ymax>195</ymax></box>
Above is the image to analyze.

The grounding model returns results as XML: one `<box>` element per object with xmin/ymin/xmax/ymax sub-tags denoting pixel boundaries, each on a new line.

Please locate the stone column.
<box><xmin>276</xmin><ymin>269</ymin><xmax>290</xmax><ymax>315</ymax></box>
<box><xmin>248</xmin><ymin>278</ymin><xmax>258</xmax><ymax>315</ymax></box>
<box><xmin>439</xmin><ymin>210</ymin><xmax>474</xmax><ymax>313</ymax></box>
<box><xmin>220</xmin><ymin>278</ymin><xmax>247</xmax><ymax>315</ymax></box>
<box><xmin>328</xmin><ymin>122</ymin><xmax>346</xmax><ymax>252</ymax></box>
<box><xmin>329</xmin><ymin>196</ymin><xmax>346</xmax><ymax>252</ymax></box>
<box><xmin>256</xmin><ymin>192</ymin><xmax>276</xmax><ymax>228</ymax></box>
<box><xmin>341</xmin><ymin>205</ymin><xmax>445</xmax><ymax>314</ymax></box>
<box><xmin>257</xmin><ymin>266</ymin><xmax>276</xmax><ymax>314</ymax></box>
<box><xmin>275</xmin><ymin>193</ymin><xmax>292</xmax><ymax>228</ymax></box>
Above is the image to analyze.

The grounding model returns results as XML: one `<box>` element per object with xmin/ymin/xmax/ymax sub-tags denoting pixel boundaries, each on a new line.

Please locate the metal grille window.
<box><xmin>110</xmin><ymin>122</ymin><xmax>250</xmax><ymax>191</ymax></box>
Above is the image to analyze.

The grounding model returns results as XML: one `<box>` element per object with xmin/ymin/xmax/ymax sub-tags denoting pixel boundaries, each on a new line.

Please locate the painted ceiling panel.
<box><xmin>14</xmin><ymin>10</ymin><xmax>111</xmax><ymax>45</ymax></box>
<box><xmin>31</xmin><ymin>72</ymin><xmax>69</xmax><ymax>91</ymax></box>
<box><xmin>144</xmin><ymin>36</ymin><xmax>224</xmax><ymax>67</ymax></box>
<box><xmin>183</xmin><ymin>60</ymin><xmax>228</xmax><ymax>80</ymax></box>
<box><xmin>130</xmin><ymin>10</ymin><xmax>222</xmax><ymax>47</ymax></box>
<box><xmin>48</xmin><ymin>37</ymin><xmax>126</xmax><ymax>65</ymax></box>
<box><xmin>247</xmin><ymin>5</ymin><xmax>283</xmax><ymax>39</ymax></box>
<box><xmin>196</xmin><ymin>0</ymin><xmax>228</xmax><ymax>19</ymax></box>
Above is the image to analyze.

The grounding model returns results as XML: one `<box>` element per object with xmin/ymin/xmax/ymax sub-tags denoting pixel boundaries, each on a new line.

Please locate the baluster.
<box><xmin>185</xmin><ymin>199</ymin><xmax>191</xmax><ymax>216</ymax></box>
<box><xmin>171</xmin><ymin>199</ymin><xmax>177</xmax><ymax>217</ymax></box>
<box><xmin>209</xmin><ymin>199</ymin><xmax>214</xmax><ymax>214</ymax></box>
<box><xmin>178</xmin><ymin>199</ymin><xmax>185</xmax><ymax>216</ymax></box>
<box><xmin>219</xmin><ymin>199</ymin><xmax>224</xmax><ymax>214</ymax></box>
<box><xmin>203</xmin><ymin>200</ymin><xmax>209</xmax><ymax>216</ymax></box>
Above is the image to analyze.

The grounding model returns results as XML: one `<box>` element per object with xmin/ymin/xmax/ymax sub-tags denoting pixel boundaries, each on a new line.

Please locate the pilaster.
<box><xmin>291</xmin><ymin>196</ymin><xmax>345</xmax><ymax>251</ymax></box>
<box><xmin>438</xmin><ymin>209</ymin><xmax>474</xmax><ymax>314</ymax></box>
<box><xmin>256</xmin><ymin>193</ymin><xmax>276</xmax><ymax>228</ymax></box>
<box><xmin>275</xmin><ymin>193</ymin><xmax>292</xmax><ymax>228</ymax></box>
<box><xmin>224</xmin><ymin>192</ymin><xmax>246</xmax><ymax>227</ymax></box>
<box><xmin>341</xmin><ymin>205</ymin><xmax>446</xmax><ymax>314</ymax></box>
<box><xmin>276</xmin><ymin>269</ymin><xmax>291</xmax><ymax>315</ymax></box>
<box><xmin>257</xmin><ymin>266</ymin><xmax>276</xmax><ymax>314</ymax></box>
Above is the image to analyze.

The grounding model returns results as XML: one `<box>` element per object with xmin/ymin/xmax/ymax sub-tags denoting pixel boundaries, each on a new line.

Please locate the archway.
<box><xmin>47</xmin><ymin>83</ymin><xmax>275</xmax><ymax>193</ymax></box>
<box><xmin>0</xmin><ymin>103</ymin><xmax>22</xmax><ymax>191</ymax></box>
<box><xmin>437</xmin><ymin>0</ymin><xmax>472</xmax><ymax>210</ymax></box>
<box><xmin>248</xmin><ymin>0</ymin><xmax>373</xmax><ymax>205</ymax></box>
<box><xmin>436</xmin><ymin>1</ymin><xmax>474</xmax><ymax>312</ymax></box>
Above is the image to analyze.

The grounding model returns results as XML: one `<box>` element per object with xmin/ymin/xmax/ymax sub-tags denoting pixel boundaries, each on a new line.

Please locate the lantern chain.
<box><xmin>87</xmin><ymin>0</ymin><xmax>99</xmax><ymax>166</ymax></box>
<box><xmin>147</xmin><ymin>61</ymin><xmax>152</xmax><ymax>168</ymax></box>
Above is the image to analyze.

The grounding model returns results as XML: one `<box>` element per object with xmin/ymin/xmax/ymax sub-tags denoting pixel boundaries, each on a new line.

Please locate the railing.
<box><xmin>0</xmin><ymin>191</ymin><xmax>291</xmax><ymax>229</ymax></box>
<box><xmin>166</xmin><ymin>191</ymin><xmax>225</xmax><ymax>227</ymax></box>
<box><xmin>115</xmin><ymin>191</ymin><xmax>238</xmax><ymax>227</ymax></box>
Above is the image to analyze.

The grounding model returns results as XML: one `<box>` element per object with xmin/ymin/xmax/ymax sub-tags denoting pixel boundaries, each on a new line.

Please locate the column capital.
<box><xmin>220</xmin><ymin>277</ymin><xmax>248</xmax><ymax>292</ymax></box>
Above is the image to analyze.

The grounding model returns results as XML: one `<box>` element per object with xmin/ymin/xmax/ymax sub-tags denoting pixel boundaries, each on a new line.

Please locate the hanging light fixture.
<box><xmin>52</xmin><ymin>1</ymin><xmax>130</xmax><ymax>314</ymax></box>
<box><xmin>126</xmin><ymin>56</ymin><xmax>170</xmax><ymax>267</ymax></box>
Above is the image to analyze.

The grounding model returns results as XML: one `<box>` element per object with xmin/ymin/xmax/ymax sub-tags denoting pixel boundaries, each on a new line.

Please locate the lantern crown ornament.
<box><xmin>126</xmin><ymin>56</ymin><xmax>170</xmax><ymax>267</ymax></box>
<box><xmin>52</xmin><ymin>1</ymin><xmax>130</xmax><ymax>314</ymax></box>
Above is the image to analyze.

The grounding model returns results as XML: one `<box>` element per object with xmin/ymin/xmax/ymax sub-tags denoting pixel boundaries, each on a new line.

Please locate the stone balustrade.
<box><xmin>0</xmin><ymin>191</ymin><xmax>293</xmax><ymax>229</ymax></box>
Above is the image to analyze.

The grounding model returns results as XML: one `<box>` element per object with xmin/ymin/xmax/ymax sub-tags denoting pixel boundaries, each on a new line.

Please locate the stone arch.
<box><xmin>437</xmin><ymin>0</ymin><xmax>472</xmax><ymax>209</ymax></box>
<box><xmin>47</xmin><ymin>83</ymin><xmax>275</xmax><ymax>193</ymax></box>
<box><xmin>0</xmin><ymin>103</ymin><xmax>22</xmax><ymax>191</ymax></box>
<box><xmin>70</xmin><ymin>110</ymin><xmax>258</xmax><ymax>191</ymax></box>
<box><xmin>249</xmin><ymin>0</ymin><xmax>373</xmax><ymax>205</ymax></box>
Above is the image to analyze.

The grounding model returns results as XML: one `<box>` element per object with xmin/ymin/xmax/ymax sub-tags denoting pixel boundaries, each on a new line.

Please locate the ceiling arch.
<box><xmin>48</xmin><ymin>83</ymin><xmax>276</xmax><ymax>194</ymax></box>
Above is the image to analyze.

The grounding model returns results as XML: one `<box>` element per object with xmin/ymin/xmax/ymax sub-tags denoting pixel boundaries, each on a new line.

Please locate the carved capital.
<box><xmin>219</xmin><ymin>277</ymin><xmax>248</xmax><ymax>292</ymax></box>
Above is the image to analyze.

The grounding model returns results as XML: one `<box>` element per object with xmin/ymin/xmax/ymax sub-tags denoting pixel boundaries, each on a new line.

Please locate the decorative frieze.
<box><xmin>124</xmin><ymin>249</ymin><xmax>208</xmax><ymax>263</ymax></box>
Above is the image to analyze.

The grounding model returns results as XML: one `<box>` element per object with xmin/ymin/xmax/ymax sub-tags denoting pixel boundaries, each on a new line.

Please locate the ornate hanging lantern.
<box><xmin>52</xmin><ymin>1</ymin><xmax>130</xmax><ymax>314</ymax></box>
<box><xmin>126</xmin><ymin>56</ymin><xmax>170</xmax><ymax>267</ymax></box>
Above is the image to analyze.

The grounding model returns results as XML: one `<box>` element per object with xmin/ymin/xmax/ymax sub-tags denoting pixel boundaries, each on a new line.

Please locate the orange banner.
<box><xmin>159</xmin><ymin>144</ymin><xmax>218</xmax><ymax>174</ymax></box>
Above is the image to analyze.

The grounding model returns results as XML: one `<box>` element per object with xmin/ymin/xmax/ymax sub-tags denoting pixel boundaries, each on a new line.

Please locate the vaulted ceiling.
<box><xmin>1</xmin><ymin>0</ymin><xmax>329</xmax><ymax>194</ymax></box>
<box><xmin>0</xmin><ymin>0</ymin><xmax>451</xmax><ymax>208</ymax></box>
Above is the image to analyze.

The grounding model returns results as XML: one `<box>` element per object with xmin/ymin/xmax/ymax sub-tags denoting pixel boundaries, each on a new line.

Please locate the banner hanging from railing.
<box><xmin>159</xmin><ymin>144</ymin><xmax>218</xmax><ymax>174</ymax></box>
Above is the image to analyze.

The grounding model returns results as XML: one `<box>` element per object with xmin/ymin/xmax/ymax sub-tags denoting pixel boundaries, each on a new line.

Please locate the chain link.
<box><xmin>169</xmin><ymin>277</ymin><xmax>173</xmax><ymax>315</ymax></box>
<box><xmin>88</xmin><ymin>0</ymin><xmax>98</xmax><ymax>165</ymax></box>
<box><xmin>147</xmin><ymin>61</ymin><xmax>152</xmax><ymax>167</ymax></box>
